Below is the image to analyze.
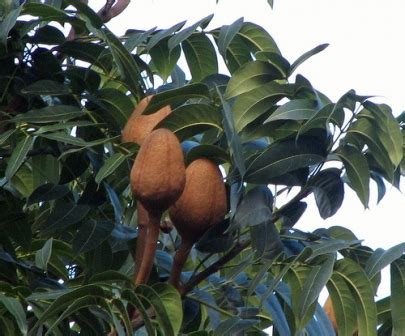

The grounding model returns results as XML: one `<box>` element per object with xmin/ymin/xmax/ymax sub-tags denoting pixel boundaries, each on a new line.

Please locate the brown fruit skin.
<box><xmin>122</xmin><ymin>95</ymin><xmax>171</xmax><ymax>145</ymax></box>
<box><xmin>323</xmin><ymin>297</ymin><xmax>338</xmax><ymax>334</ymax></box>
<box><xmin>130</xmin><ymin>128</ymin><xmax>186</xmax><ymax>213</ymax></box>
<box><xmin>169</xmin><ymin>158</ymin><xmax>227</xmax><ymax>243</ymax></box>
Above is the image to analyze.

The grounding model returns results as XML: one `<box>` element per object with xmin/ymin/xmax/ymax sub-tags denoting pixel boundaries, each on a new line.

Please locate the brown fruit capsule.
<box><xmin>130</xmin><ymin>128</ymin><xmax>186</xmax><ymax>284</ymax></box>
<box><xmin>168</xmin><ymin>158</ymin><xmax>227</xmax><ymax>291</ymax></box>
<box><xmin>122</xmin><ymin>95</ymin><xmax>171</xmax><ymax>145</ymax></box>
<box><xmin>323</xmin><ymin>297</ymin><xmax>338</xmax><ymax>333</ymax></box>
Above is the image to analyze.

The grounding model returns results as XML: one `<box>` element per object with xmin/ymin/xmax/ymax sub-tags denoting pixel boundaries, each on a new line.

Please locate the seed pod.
<box><xmin>168</xmin><ymin>158</ymin><xmax>227</xmax><ymax>291</ymax></box>
<box><xmin>122</xmin><ymin>95</ymin><xmax>171</xmax><ymax>145</ymax></box>
<box><xmin>131</xmin><ymin>128</ymin><xmax>186</xmax><ymax>212</ymax></box>
<box><xmin>169</xmin><ymin>158</ymin><xmax>227</xmax><ymax>243</ymax></box>
<box><xmin>130</xmin><ymin>128</ymin><xmax>186</xmax><ymax>284</ymax></box>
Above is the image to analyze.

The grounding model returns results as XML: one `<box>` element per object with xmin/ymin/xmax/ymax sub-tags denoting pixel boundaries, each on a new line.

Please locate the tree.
<box><xmin>0</xmin><ymin>1</ymin><xmax>404</xmax><ymax>335</ymax></box>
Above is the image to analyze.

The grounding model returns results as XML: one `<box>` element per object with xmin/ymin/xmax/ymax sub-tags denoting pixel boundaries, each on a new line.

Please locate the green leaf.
<box><xmin>255</xmin><ymin>51</ymin><xmax>291</xmax><ymax>77</ymax></box>
<box><xmin>237</xmin><ymin>22</ymin><xmax>280</xmax><ymax>54</ymax></box>
<box><xmin>5</xmin><ymin>134</ymin><xmax>35</xmax><ymax>180</ymax></box>
<box><xmin>72</xmin><ymin>220</ymin><xmax>114</xmax><ymax>254</ymax></box>
<box><xmin>111</xmin><ymin>298</ymin><xmax>133</xmax><ymax>336</ymax></box>
<box><xmin>0</xmin><ymin>295</ymin><xmax>27</xmax><ymax>336</ymax></box>
<box><xmin>214</xmin><ymin>316</ymin><xmax>258</xmax><ymax>336</ymax></box>
<box><xmin>185</xmin><ymin>144</ymin><xmax>229</xmax><ymax>165</ymax></box>
<box><xmin>38</xmin><ymin>132</ymin><xmax>86</xmax><ymax>146</ymax></box>
<box><xmin>245</xmin><ymin>138</ymin><xmax>325</xmax><ymax>184</ymax></box>
<box><xmin>362</xmin><ymin>102</ymin><xmax>403</xmax><ymax>167</ymax></box>
<box><xmin>21</xmin><ymin>80</ymin><xmax>71</xmax><ymax>96</ymax></box>
<box><xmin>56</xmin><ymin>41</ymin><xmax>111</xmax><ymax>72</ymax></box>
<box><xmin>364</xmin><ymin>243</ymin><xmax>405</xmax><ymax>278</ymax></box>
<box><xmin>147</xmin><ymin>21</ymin><xmax>186</xmax><ymax>50</ymax></box>
<box><xmin>168</xmin><ymin>14</ymin><xmax>214</xmax><ymax>51</ymax></box>
<box><xmin>233</xmin><ymin>82</ymin><xmax>291</xmax><ymax>132</ymax></box>
<box><xmin>265</xmin><ymin>99</ymin><xmax>318</xmax><ymax>123</ymax></box>
<box><xmin>391</xmin><ymin>259</ymin><xmax>405</xmax><ymax>335</ymax></box>
<box><xmin>153</xmin><ymin>283</ymin><xmax>183</xmax><ymax>335</ymax></box>
<box><xmin>225</xmin><ymin>60</ymin><xmax>284</xmax><ymax>99</ymax></box>
<box><xmin>216</xmin><ymin>17</ymin><xmax>244</xmax><ymax>57</ymax></box>
<box><xmin>94</xmin><ymin>88</ymin><xmax>134</xmax><ymax>128</ymax></box>
<box><xmin>308</xmin><ymin>168</ymin><xmax>344</xmax><ymax>219</ymax></box>
<box><xmin>35</xmin><ymin>238</ymin><xmax>53</xmax><ymax>272</ymax></box>
<box><xmin>42</xmin><ymin>202</ymin><xmax>90</xmax><ymax>234</ymax></box>
<box><xmin>334</xmin><ymin>258</ymin><xmax>378</xmax><ymax>336</ymax></box>
<box><xmin>12</xmin><ymin>105</ymin><xmax>84</xmax><ymax>124</ymax></box>
<box><xmin>150</xmin><ymin>37</ymin><xmax>181</xmax><ymax>81</ymax></box>
<box><xmin>223</xmin><ymin>34</ymin><xmax>253</xmax><ymax>74</ymax></box>
<box><xmin>95</xmin><ymin>152</ymin><xmax>131</xmax><ymax>184</ymax></box>
<box><xmin>182</xmin><ymin>32</ymin><xmax>218</xmax><ymax>82</ymax></box>
<box><xmin>297</xmin><ymin>254</ymin><xmax>335</xmax><ymax>321</ymax></box>
<box><xmin>0</xmin><ymin>129</ymin><xmax>16</xmax><ymax>145</ymax></box>
<box><xmin>45</xmin><ymin>296</ymin><xmax>99</xmax><ymax>336</ymax></box>
<box><xmin>326</xmin><ymin>274</ymin><xmax>358</xmax><ymax>336</ymax></box>
<box><xmin>27</xmin><ymin>183</ymin><xmax>70</xmax><ymax>205</ymax></box>
<box><xmin>143</xmin><ymin>83</ymin><xmax>210</xmax><ymax>114</ymax></box>
<box><xmin>157</xmin><ymin>103</ymin><xmax>223</xmax><ymax>140</ymax></box>
<box><xmin>335</xmin><ymin>145</ymin><xmax>370</xmax><ymax>207</ymax></box>
<box><xmin>289</xmin><ymin>43</ymin><xmax>329</xmax><ymax>75</ymax></box>
<box><xmin>0</xmin><ymin>4</ymin><xmax>21</xmax><ymax>45</ymax></box>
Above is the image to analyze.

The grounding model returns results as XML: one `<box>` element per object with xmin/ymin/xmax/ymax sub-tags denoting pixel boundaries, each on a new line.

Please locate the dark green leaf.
<box><xmin>266</xmin><ymin>99</ymin><xmax>318</xmax><ymax>123</ymax></box>
<box><xmin>35</xmin><ymin>238</ymin><xmax>53</xmax><ymax>272</ymax></box>
<box><xmin>157</xmin><ymin>103</ymin><xmax>222</xmax><ymax>140</ymax></box>
<box><xmin>21</xmin><ymin>80</ymin><xmax>71</xmax><ymax>96</ymax></box>
<box><xmin>255</xmin><ymin>51</ymin><xmax>291</xmax><ymax>77</ymax></box>
<box><xmin>72</xmin><ymin>220</ymin><xmax>114</xmax><ymax>254</ymax></box>
<box><xmin>0</xmin><ymin>5</ymin><xmax>21</xmax><ymax>45</ymax></box>
<box><xmin>186</xmin><ymin>144</ymin><xmax>229</xmax><ymax>165</ymax></box>
<box><xmin>225</xmin><ymin>61</ymin><xmax>284</xmax><ymax>99</ymax></box>
<box><xmin>27</xmin><ymin>183</ymin><xmax>70</xmax><ymax>205</ymax></box>
<box><xmin>233</xmin><ymin>82</ymin><xmax>291</xmax><ymax>131</ymax></box>
<box><xmin>237</xmin><ymin>22</ymin><xmax>280</xmax><ymax>54</ymax></box>
<box><xmin>150</xmin><ymin>37</ymin><xmax>181</xmax><ymax>81</ymax></box>
<box><xmin>335</xmin><ymin>145</ymin><xmax>370</xmax><ymax>207</ymax></box>
<box><xmin>0</xmin><ymin>129</ymin><xmax>16</xmax><ymax>145</ymax></box>
<box><xmin>13</xmin><ymin>105</ymin><xmax>84</xmax><ymax>124</ymax></box>
<box><xmin>365</xmin><ymin>243</ymin><xmax>405</xmax><ymax>278</ymax></box>
<box><xmin>195</xmin><ymin>219</ymin><xmax>233</xmax><ymax>253</ymax></box>
<box><xmin>224</xmin><ymin>34</ymin><xmax>253</xmax><ymax>73</ymax></box>
<box><xmin>391</xmin><ymin>259</ymin><xmax>405</xmax><ymax>334</ymax></box>
<box><xmin>42</xmin><ymin>202</ymin><xmax>90</xmax><ymax>234</ymax></box>
<box><xmin>5</xmin><ymin>135</ymin><xmax>35</xmax><ymax>180</ymax></box>
<box><xmin>216</xmin><ymin>17</ymin><xmax>244</xmax><ymax>57</ymax></box>
<box><xmin>168</xmin><ymin>14</ymin><xmax>214</xmax><ymax>51</ymax></box>
<box><xmin>147</xmin><ymin>21</ymin><xmax>186</xmax><ymax>50</ymax></box>
<box><xmin>289</xmin><ymin>44</ymin><xmax>329</xmax><ymax>75</ymax></box>
<box><xmin>0</xmin><ymin>295</ymin><xmax>27</xmax><ymax>336</ymax></box>
<box><xmin>231</xmin><ymin>186</ymin><xmax>273</xmax><ymax>230</ymax></box>
<box><xmin>245</xmin><ymin>138</ymin><xmax>326</xmax><ymax>184</ymax></box>
<box><xmin>334</xmin><ymin>258</ymin><xmax>378</xmax><ymax>336</ymax></box>
<box><xmin>308</xmin><ymin>168</ymin><xmax>344</xmax><ymax>219</ymax></box>
<box><xmin>38</xmin><ymin>132</ymin><xmax>86</xmax><ymax>146</ymax></box>
<box><xmin>213</xmin><ymin>316</ymin><xmax>258</xmax><ymax>336</ymax></box>
<box><xmin>297</xmin><ymin>254</ymin><xmax>335</xmax><ymax>320</ymax></box>
<box><xmin>95</xmin><ymin>152</ymin><xmax>131</xmax><ymax>184</ymax></box>
<box><xmin>143</xmin><ymin>83</ymin><xmax>210</xmax><ymax>114</ymax></box>
<box><xmin>182</xmin><ymin>33</ymin><xmax>218</xmax><ymax>82</ymax></box>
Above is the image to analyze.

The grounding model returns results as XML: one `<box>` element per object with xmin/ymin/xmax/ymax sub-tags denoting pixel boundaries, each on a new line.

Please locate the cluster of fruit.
<box><xmin>122</xmin><ymin>96</ymin><xmax>227</xmax><ymax>292</ymax></box>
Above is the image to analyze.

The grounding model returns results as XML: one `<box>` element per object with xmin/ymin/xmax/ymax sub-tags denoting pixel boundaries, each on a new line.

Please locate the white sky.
<box><xmin>89</xmin><ymin>0</ymin><xmax>404</xmax><ymax>298</ymax></box>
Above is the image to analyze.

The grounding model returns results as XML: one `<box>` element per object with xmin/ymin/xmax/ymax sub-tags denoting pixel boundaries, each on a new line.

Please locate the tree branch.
<box><xmin>181</xmin><ymin>239</ymin><xmax>251</xmax><ymax>295</ymax></box>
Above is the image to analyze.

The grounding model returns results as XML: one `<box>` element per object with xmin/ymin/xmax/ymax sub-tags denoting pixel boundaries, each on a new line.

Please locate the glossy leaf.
<box><xmin>95</xmin><ymin>152</ymin><xmax>131</xmax><ymax>184</ymax></box>
<box><xmin>27</xmin><ymin>183</ymin><xmax>70</xmax><ymax>205</ymax></box>
<box><xmin>182</xmin><ymin>33</ymin><xmax>218</xmax><ymax>82</ymax></box>
<box><xmin>297</xmin><ymin>254</ymin><xmax>335</xmax><ymax>320</ymax></box>
<box><xmin>21</xmin><ymin>80</ymin><xmax>71</xmax><ymax>96</ymax></box>
<box><xmin>157</xmin><ymin>103</ymin><xmax>222</xmax><ymax>140</ymax></box>
<box><xmin>35</xmin><ymin>238</ymin><xmax>53</xmax><ymax>272</ymax></box>
<box><xmin>0</xmin><ymin>295</ymin><xmax>27</xmax><ymax>336</ymax></box>
<box><xmin>13</xmin><ymin>105</ymin><xmax>84</xmax><ymax>124</ymax></box>
<box><xmin>0</xmin><ymin>5</ymin><xmax>22</xmax><ymax>45</ymax></box>
<box><xmin>213</xmin><ymin>316</ymin><xmax>258</xmax><ymax>336</ymax></box>
<box><xmin>168</xmin><ymin>14</ymin><xmax>214</xmax><ymax>51</ymax></box>
<box><xmin>143</xmin><ymin>83</ymin><xmax>210</xmax><ymax>114</ymax></box>
<box><xmin>233</xmin><ymin>82</ymin><xmax>291</xmax><ymax>131</ymax></box>
<box><xmin>365</xmin><ymin>243</ymin><xmax>405</xmax><ymax>278</ymax></box>
<box><xmin>147</xmin><ymin>21</ymin><xmax>186</xmax><ymax>50</ymax></box>
<box><xmin>334</xmin><ymin>258</ymin><xmax>378</xmax><ymax>336</ymax></box>
<box><xmin>266</xmin><ymin>99</ymin><xmax>318</xmax><ymax>123</ymax></box>
<box><xmin>335</xmin><ymin>144</ymin><xmax>370</xmax><ymax>207</ymax></box>
<box><xmin>150</xmin><ymin>37</ymin><xmax>181</xmax><ymax>81</ymax></box>
<box><xmin>223</xmin><ymin>34</ymin><xmax>253</xmax><ymax>73</ymax></box>
<box><xmin>245</xmin><ymin>138</ymin><xmax>326</xmax><ymax>184</ymax></box>
<box><xmin>5</xmin><ymin>135</ymin><xmax>35</xmax><ymax>180</ymax></box>
<box><xmin>308</xmin><ymin>168</ymin><xmax>344</xmax><ymax>219</ymax></box>
<box><xmin>216</xmin><ymin>17</ymin><xmax>244</xmax><ymax>57</ymax></box>
<box><xmin>390</xmin><ymin>259</ymin><xmax>405</xmax><ymax>334</ymax></box>
<box><xmin>289</xmin><ymin>43</ymin><xmax>329</xmax><ymax>75</ymax></box>
<box><xmin>72</xmin><ymin>220</ymin><xmax>114</xmax><ymax>254</ymax></box>
<box><xmin>225</xmin><ymin>60</ymin><xmax>284</xmax><ymax>99</ymax></box>
<box><xmin>237</xmin><ymin>22</ymin><xmax>280</xmax><ymax>54</ymax></box>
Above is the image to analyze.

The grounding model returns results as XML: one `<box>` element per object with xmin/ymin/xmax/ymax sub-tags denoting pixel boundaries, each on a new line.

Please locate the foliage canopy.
<box><xmin>0</xmin><ymin>1</ymin><xmax>404</xmax><ymax>335</ymax></box>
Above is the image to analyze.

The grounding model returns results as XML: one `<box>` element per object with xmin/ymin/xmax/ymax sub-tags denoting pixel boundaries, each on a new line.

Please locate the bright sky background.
<box><xmin>88</xmin><ymin>0</ymin><xmax>405</xmax><ymax>298</ymax></box>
